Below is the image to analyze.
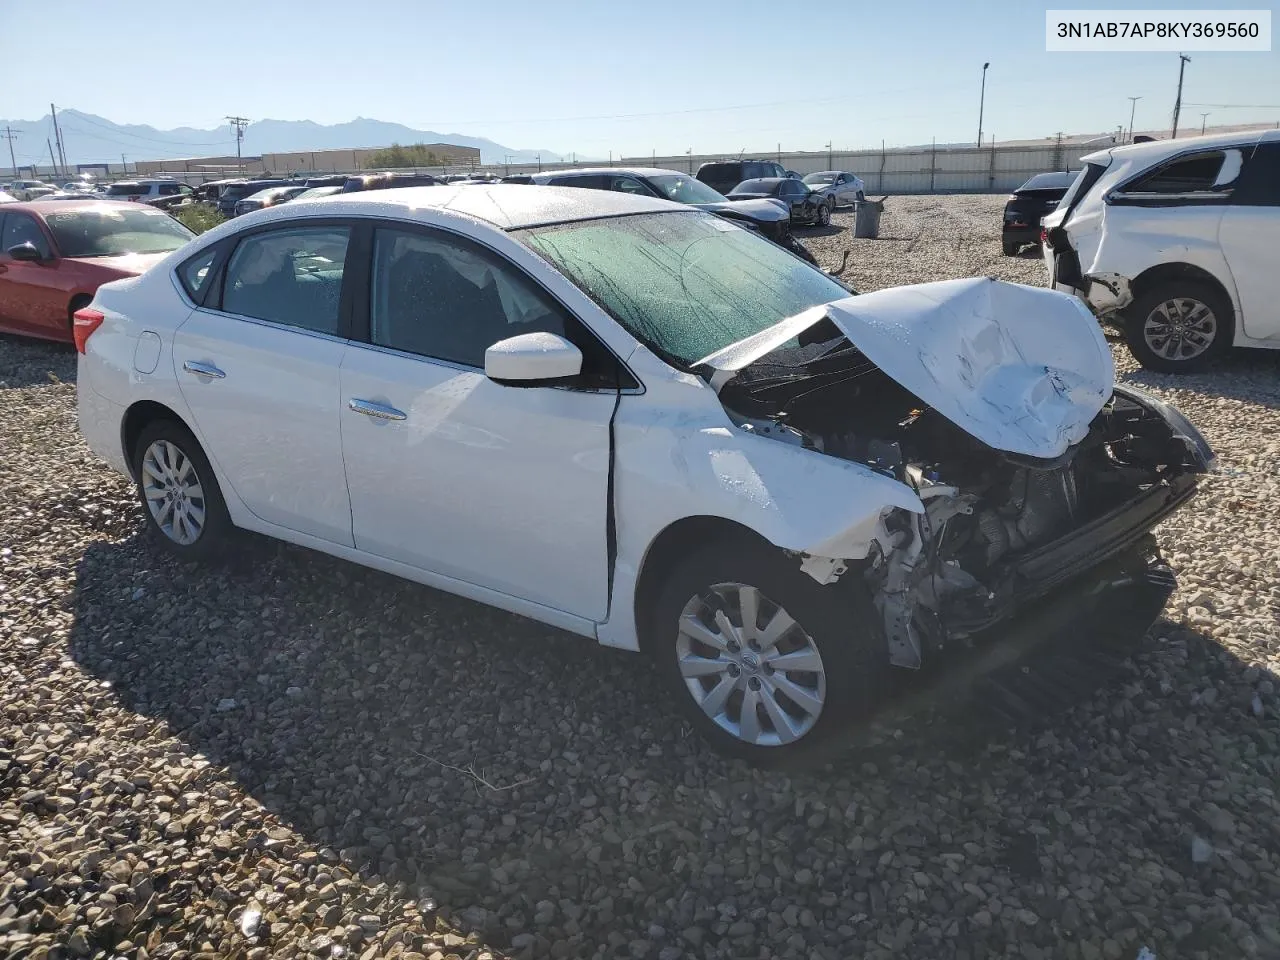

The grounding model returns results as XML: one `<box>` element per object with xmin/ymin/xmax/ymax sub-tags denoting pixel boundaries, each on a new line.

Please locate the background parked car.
<box><xmin>194</xmin><ymin>179</ymin><xmax>244</xmax><ymax>205</ymax></box>
<box><xmin>216</xmin><ymin>180</ymin><xmax>298</xmax><ymax>218</ymax></box>
<box><xmin>341</xmin><ymin>172</ymin><xmax>440</xmax><ymax>193</ymax></box>
<box><xmin>61</xmin><ymin>181</ymin><xmax>101</xmax><ymax>194</ymax></box>
<box><xmin>1045</xmin><ymin>129</ymin><xmax>1280</xmax><ymax>373</ymax></box>
<box><xmin>802</xmin><ymin>170</ymin><xmax>866</xmax><ymax>206</ymax></box>
<box><xmin>5</xmin><ymin>180</ymin><xmax>57</xmax><ymax>201</ymax></box>
<box><xmin>292</xmin><ymin>185</ymin><xmax>345</xmax><ymax>202</ymax></box>
<box><xmin>695</xmin><ymin>159</ymin><xmax>789</xmax><ymax>195</ymax></box>
<box><xmin>0</xmin><ymin>200</ymin><xmax>194</xmax><ymax>343</ymax></box>
<box><xmin>302</xmin><ymin>175</ymin><xmax>348</xmax><ymax>188</ymax></box>
<box><xmin>729</xmin><ymin>177</ymin><xmax>833</xmax><ymax>226</ymax></box>
<box><xmin>531</xmin><ymin>167</ymin><xmax>820</xmax><ymax>265</ymax></box>
<box><xmin>104</xmin><ymin>179</ymin><xmax>195</xmax><ymax>204</ymax></box>
<box><xmin>1002</xmin><ymin>170</ymin><xmax>1075</xmax><ymax>255</ymax></box>
<box><xmin>234</xmin><ymin>185</ymin><xmax>310</xmax><ymax>216</ymax></box>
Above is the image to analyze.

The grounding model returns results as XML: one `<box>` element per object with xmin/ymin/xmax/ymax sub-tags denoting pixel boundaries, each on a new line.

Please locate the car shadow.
<box><xmin>0</xmin><ymin>333</ymin><xmax>78</xmax><ymax>388</ymax></box>
<box><xmin>793</xmin><ymin>224</ymin><xmax>842</xmax><ymax>238</ymax></box>
<box><xmin>1119</xmin><ymin>349</ymin><xmax>1280</xmax><ymax>412</ymax></box>
<box><xmin>66</xmin><ymin>531</ymin><xmax>1280</xmax><ymax>958</ymax></box>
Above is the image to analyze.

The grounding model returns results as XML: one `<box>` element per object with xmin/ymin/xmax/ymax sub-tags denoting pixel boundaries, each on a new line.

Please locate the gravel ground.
<box><xmin>3</xmin><ymin>194</ymin><xmax>1280</xmax><ymax>960</ymax></box>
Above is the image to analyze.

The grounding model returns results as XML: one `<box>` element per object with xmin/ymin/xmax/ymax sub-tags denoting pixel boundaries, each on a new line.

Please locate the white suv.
<box><xmin>1044</xmin><ymin>129</ymin><xmax>1280</xmax><ymax>372</ymax></box>
<box><xmin>103</xmin><ymin>179</ymin><xmax>195</xmax><ymax>203</ymax></box>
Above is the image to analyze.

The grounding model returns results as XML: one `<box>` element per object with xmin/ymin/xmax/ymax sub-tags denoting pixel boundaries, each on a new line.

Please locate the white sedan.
<box><xmin>801</xmin><ymin>171</ymin><xmax>866</xmax><ymax>206</ymax></box>
<box><xmin>77</xmin><ymin>185</ymin><xmax>1212</xmax><ymax>766</ymax></box>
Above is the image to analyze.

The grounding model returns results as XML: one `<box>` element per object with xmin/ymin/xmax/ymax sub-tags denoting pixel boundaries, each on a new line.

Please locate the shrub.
<box><xmin>174</xmin><ymin>204</ymin><xmax>226</xmax><ymax>235</ymax></box>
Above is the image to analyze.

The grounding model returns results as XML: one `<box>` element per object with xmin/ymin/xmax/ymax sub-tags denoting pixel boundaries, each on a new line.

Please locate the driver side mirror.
<box><xmin>8</xmin><ymin>242</ymin><xmax>46</xmax><ymax>263</ymax></box>
<box><xmin>485</xmin><ymin>332</ymin><xmax>583</xmax><ymax>386</ymax></box>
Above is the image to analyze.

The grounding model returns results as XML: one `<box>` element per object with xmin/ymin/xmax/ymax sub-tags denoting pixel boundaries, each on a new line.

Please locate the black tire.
<box><xmin>1002</xmin><ymin>239</ymin><xmax>1020</xmax><ymax>256</ymax></box>
<box><xmin>787</xmin><ymin>236</ymin><xmax>819</xmax><ymax>267</ymax></box>
<box><xmin>1121</xmin><ymin>279</ymin><xmax>1233</xmax><ymax>374</ymax></box>
<box><xmin>815</xmin><ymin>202</ymin><xmax>832</xmax><ymax>227</ymax></box>
<box><xmin>647</xmin><ymin>537</ymin><xmax>888</xmax><ymax>769</ymax></box>
<box><xmin>131</xmin><ymin>419</ymin><xmax>233</xmax><ymax>561</ymax></box>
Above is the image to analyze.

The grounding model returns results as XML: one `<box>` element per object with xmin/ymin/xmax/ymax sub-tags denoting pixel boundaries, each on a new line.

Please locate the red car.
<box><xmin>0</xmin><ymin>200</ymin><xmax>195</xmax><ymax>344</ymax></box>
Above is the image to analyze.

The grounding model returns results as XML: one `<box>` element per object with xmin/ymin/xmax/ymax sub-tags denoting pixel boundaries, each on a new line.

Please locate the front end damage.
<box><xmin>699</xmin><ymin>278</ymin><xmax>1213</xmax><ymax>674</ymax></box>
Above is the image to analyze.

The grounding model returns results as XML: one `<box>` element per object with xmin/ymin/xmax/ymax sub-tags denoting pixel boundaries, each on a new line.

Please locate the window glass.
<box><xmin>178</xmin><ymin>245</ymin><xmax>220</xmax><ymax>302</ymax></box>
<box><xmin>222</xmin><ymin>226</ymin><xmax>350</xmax><ymax>335</ymax></box>
<box><xmin>549</xmin><ymin>175</ymin><xmax>610</xmax><ymax>189</ymax></box>
<box><xmin>1232</xmin><ymin>143</ymin><xmax>1280</xmax><ymax>206</ymax></box>
<box><xmin>613</xmin><ymin>177</ymin><xmax>653</xmax><ymax>196</ymax></box>
<box><xmin>520</xmin><ymin>211</ymin><xmax>850</xmax><ymax>366</ymax></box>
<box><xmin>370</xmin><ymin>227</ymin><xmax>571</xmax><ymax>368</ymax></box>
<box><xmin>159</xmin><ymin>184</ymin><xmax>180</xmax><ymax>196</ymax></box>
<box><xmin>2</xmin><ymin>214</ymin><xmax>51</xmax><ymax>257</ymax></box>
<box><xmin>44</xmin><ymin>207</ymin><xmax>193</xmax><ymax>257</ymax></box>
<box><xmin>1125</xmin><ymin>152</ymin><xmax>1226</xmax><ymax>194</ymax></box>
<box><xmin>105</xmin><ymin>183</ymin><xmax>143</xmax><ymax>197</ymax></box>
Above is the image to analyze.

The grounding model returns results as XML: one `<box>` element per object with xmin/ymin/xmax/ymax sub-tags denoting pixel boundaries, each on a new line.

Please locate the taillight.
<box><xmin>73</xmin><ymin>307</ymin><xmax>105</xmax><ymax>354</ymax></box>
<box><xmin>1040</xmin><ymin>228</ymin><xmax>1048</xmax><ymax>245</ymax></box>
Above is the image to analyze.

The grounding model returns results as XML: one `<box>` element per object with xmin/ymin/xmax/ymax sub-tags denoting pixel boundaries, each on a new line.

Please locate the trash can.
<box><xmin>853</xmin><ymin>198</ymin><xmax>884</xmax><ymax>239</ymax></box>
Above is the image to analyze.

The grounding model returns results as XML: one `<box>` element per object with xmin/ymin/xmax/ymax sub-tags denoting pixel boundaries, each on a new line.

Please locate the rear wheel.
<box><xmin>1122</xmin><ymin>279</ymin><xmax>1232</xmax><ymax>373</ymax></box>
<box><xmin>1002</xmin><ymin>239</ymin><xmax>1020</xmax><ymax>256</ymax></box>
<box><xmin>132</xmin><ymin>419</ymin><xmax>232</xmax><ymax>561</ymax></box>
<box><xmin>648</xmin><ymin>538</ymin><xmax>886</xmax><ymax>768</ymax></box>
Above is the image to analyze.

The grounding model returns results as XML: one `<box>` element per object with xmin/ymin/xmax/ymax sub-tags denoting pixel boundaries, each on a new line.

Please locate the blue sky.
<box><xmin>2</xmin><ymin>0</ymin><xmax>1276</xmax><ymax>157</ymax></box>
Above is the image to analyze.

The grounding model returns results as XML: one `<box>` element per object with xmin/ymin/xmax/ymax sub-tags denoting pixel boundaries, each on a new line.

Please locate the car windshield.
<box><xmin>803</xmin><ymin>173</ymin><xmax>837</xmax><ymax>185</ymax></box>
<box><xmin>646</xmin><ymin>174</ymin><xmax>727</xmax><ymax>204</ymax></box>
<box><xmin>294</xmin><ymin>186</ymin><xmax>343</xmax><ymax>201</ymax></box>
<box><xmin>43</xmin><ymin>207</ymin><xmax>195</xmax><ymax>258</ymax></box>
<box><xmin>519</xmin><ymin>211</ymin><xmax>849</xmax><ymax>366</ymax></box>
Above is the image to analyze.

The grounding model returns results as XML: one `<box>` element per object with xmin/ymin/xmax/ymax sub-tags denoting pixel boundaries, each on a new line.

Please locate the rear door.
<box><xmin>1219</xmin><ymin>140</ymin><xmax>1280</xmax><ymax>340</ymax></box>
<box><xmin>172</xmin><ymin>221</ymin><xmax>355</xmax><ymax>545</ymax></box>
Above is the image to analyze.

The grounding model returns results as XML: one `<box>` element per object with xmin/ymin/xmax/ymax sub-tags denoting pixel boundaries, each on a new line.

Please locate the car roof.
<box><xmin>228</xmin><ymin>184</ymin><xmax>681</xmax><ymax>230</ymax></box>
<box><xmin>1017</xmin><ymin>171</ymin><xmax>1077</xmax><ymax>190</ymax></box>
<box><xmin>732</xmin><ymin>178</ymin><xmax>784</xmax><ymax>188</ymax></box>
<box><xmin>1082</xmin><ymin>128</ymin><xmax>1280</xmax><ymax>166</ymax></box>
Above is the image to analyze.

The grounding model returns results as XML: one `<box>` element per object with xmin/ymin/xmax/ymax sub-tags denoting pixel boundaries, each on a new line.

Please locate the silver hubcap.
<box><xmin>675</xmin><ymin>582</ymin><xmax>827</xmax><ymax>747</ymax></box>
<box><xmin>1143</xmin><ymin>297</ymin><xmax>1217</xmax><ymax>361</ymax></box>
<box><xmin>141</xmin><ymin>439</ymin><xmax>206</xmax><ymax>546</ymax></box>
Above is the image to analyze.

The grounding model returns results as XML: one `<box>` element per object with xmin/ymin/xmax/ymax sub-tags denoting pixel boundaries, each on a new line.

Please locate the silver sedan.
<box><xmin>801</xmin><ymin>171</ymin><xmax>866</xmax><ymax>207</ymax></box>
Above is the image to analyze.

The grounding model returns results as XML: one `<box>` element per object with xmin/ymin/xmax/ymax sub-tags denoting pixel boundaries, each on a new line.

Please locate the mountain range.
<box><xmin>0</xmin><ymin>110</ymin><xmax>566</xmax><ymax>167</ymax></box>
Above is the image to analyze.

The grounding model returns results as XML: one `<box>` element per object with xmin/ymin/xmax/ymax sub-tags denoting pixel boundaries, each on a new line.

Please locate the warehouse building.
<box><xmin>133</xmin><ymin>143</ymin><xmax>481</xmax><ymax>177</ymax></box>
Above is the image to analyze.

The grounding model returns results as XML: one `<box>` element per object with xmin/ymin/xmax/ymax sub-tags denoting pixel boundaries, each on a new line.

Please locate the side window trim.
<box><xmin>352</xmin><ymin>219</ymin><xmax>638</xmax><ymax>391</ymax></box>
<box><xmin>206</xmin><ymin>217</ymin><xmax>359</xmax><ymax>340</ymax></box>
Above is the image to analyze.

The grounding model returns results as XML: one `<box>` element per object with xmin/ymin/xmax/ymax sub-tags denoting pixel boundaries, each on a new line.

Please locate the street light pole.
<box><xmin>1200</xmin><ymin>112</ymin><xmax>1210</xmax><ymax>134</ymax></box>
<box><xmin>1127</xmin><ymin>96</ymin><xmax>1142</xmax><ymax>142</ymax></box>
<box><xmin>977</xmin><ymin>62</ymin><xmax>990</xmax><ymax>147</ymax></box>
<box><xmin>1170</xmin><ymin>54</ymin><xmax>1191</xmax><ymax>138</ymax></box>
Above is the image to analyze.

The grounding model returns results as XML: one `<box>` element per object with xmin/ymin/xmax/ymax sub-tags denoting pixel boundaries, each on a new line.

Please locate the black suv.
<box><xmin>341</xmin><ymin>172</ymin><xmax>440</xmax><ymax>193</ymax></box>
<box><xmin>695</xmin><ymin>159</ymin><xmax>788</xmax><ymax>195</ymax></box>
<box><xmin>1002</xmin><ymin>171</ymin><xmax>1076</xmax><ymax>255</ymax></box>
<box><xmin>217</xmin><ymin>179</ymin><xmax>298</xmax><ymax>218</ymax></box>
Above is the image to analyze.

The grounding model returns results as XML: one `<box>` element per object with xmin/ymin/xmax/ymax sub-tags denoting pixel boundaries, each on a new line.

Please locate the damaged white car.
<box><xmin>1045</xmin><ymin>128</ymin><xmax>1280</xmax><ymax>373</ymax></box>
<box><xmin>77</xmin><ymin>186</ymin><xmax>1214</xmax><ymax>766</ymax></box>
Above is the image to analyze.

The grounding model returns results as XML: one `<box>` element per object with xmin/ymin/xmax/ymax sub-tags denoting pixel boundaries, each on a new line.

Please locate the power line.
<box><xmin>57</xmin><ymin>109</ymin><xmax>237</xmax><ymax>147</ymax></box>
<box><xmin>1183</xmin><ymin>101</ymin><xmax>1280</xmax><ymax>109</ymax></box>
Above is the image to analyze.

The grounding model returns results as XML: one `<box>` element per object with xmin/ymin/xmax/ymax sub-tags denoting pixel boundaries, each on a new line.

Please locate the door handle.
<box><xmin>348</xmin><ymin>398</ymin><xmax>406</xmax><ymax>421</ymax></box>
<box><xmin>182</xmin><ymin>360</ymin><xmax>226</xmax><ymax>379</ymax></box>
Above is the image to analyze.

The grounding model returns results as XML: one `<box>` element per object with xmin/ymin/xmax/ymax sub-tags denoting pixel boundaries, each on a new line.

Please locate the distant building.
<box><xmin>132</xmin><ymin>143</ymin><xmax>481</xmax><ymax>177</ymax></box>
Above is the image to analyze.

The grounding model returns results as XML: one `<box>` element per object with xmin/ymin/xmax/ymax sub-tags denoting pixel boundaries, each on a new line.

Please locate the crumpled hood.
<box><xmin>701</xmin><ymin>277</ymin><xmax>1115</xmax><ymax>460</ymax></box>
<box><xmin>697</xmin><ymin>197</ymin><xmax>790</xmax><ymax>222</ymax></box>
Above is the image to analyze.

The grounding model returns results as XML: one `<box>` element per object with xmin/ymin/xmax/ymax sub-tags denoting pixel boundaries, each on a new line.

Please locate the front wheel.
<box><xmin>132</xmin><ymin>420</ymin><xmax>232</xmax><ymax>560</ymax></box>
<box><xmin>648</xmin><ymin>539</ymin><xmax>886</xmax><ymax>768</ymax></box>
<box><xmin>816</xmin><ymin>202</ymin><xmax>832</xmax><ymax>227</ymax></box>
<box><xmin>1122</xmin><ymin>280</ymin><xmax>1232</xmax><ymax>373</ymax></box>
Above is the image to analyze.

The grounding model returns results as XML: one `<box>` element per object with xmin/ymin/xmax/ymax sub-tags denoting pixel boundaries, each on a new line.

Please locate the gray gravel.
<box><xmin>4</xmin><ymin>194</ymin><xmax>1280</xmax><ymax>960</ymax></box>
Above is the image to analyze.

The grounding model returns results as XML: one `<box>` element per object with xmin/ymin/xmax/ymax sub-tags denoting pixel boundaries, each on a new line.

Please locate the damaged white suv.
<box><xmin>77</xmin><ymin>185</ymin><xmax>1214</xmax><ymax>766</ymax></box>
<box><xmin>1045</xmin><ymin>129</ymin><xmax>1280</xmax><ymax>373</ymax></box>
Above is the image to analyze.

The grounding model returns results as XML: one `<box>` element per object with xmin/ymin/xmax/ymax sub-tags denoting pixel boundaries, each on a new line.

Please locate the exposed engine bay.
<box><xmin>713</xmin><ymin>321</ymin><xmax>1213</xmax><ymax>670</ymax></box>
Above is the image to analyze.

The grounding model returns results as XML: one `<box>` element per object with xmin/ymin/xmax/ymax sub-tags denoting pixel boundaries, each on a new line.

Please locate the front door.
<box><xmin>339</xmin><ymin>223</ymin><xmax>617</xmax><ymax>620</ymax></box>
<box><xmin>1219</xmin><ymin>141</ymin><xmax>1280</xmax><ymax>340</ymax></box>
<box><xmin>0</xmin><ymin>212</ymin><xmax>64</xmax><ymax>335</ymax></box>
<box><xmin>172</xmin><ymin>222</ymin><xmax>355</xmax><ymax>545</ymax></box>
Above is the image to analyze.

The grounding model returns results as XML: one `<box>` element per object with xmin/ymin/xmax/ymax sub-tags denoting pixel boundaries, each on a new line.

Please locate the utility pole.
<box><xmin>121</xmin><ymin>154</ymin><xmax>127</xmax><ymax>174</ymax></box>
<box><xmin>977</xmin><ymin>62</ymin><xmax>990</xmax><ymax>147</ymax></box>
<box><xmin>47</xmin><ymin>139</ymin><xmax>58</xmax><ymax>176</ymax></box>
<box><xmin>1200</xmin><ymin>112</ymin><xmax>1210</xmax><ymax>134</ymax></box>
<box><xmin>226</xmin><ymin>116</ymin><xmax>250</xmax><ymax>174</ymax></box>
<box><xmin>1126</xmin><ymin>96</ymin><xmax>1142</xmax><ymax>142</ymax></box>
<box><xmin>536</xmin><ymin>153</ymin><xmax>542</xmax><ymax>172</ymax></box>
<box><xmin>50</xmin><ymin>103</ymin><xmax>67</xmax><ymax>175</ymax></box>
<box><xmin>1170</xmin><ymin>54</ymin><xmax>1191</xmax><ymax>138</ymax></box>
<box><xmin>2</xmin><ymin>127</ymin><xmax>18</xmax><ymax>176</ymax></box>
<box><xmin>825</xmin><ymin>140</ymin><xmax>832</xmax><ymax>169</ymax></box>
<box><xmin>686</xmin><ymin>148</ymin><xmax>692</xmax><ymax>173</ymax></box>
